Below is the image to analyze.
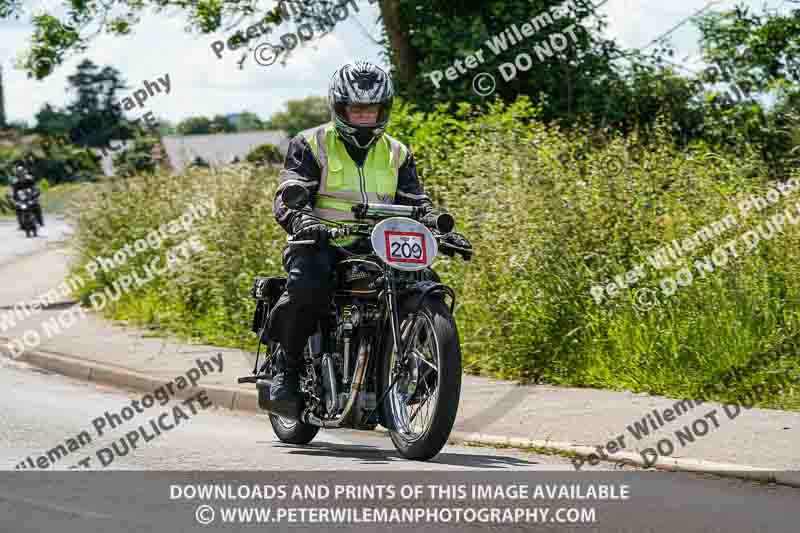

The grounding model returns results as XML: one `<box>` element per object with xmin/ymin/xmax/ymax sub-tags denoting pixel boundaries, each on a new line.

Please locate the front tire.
<box><xmin>377</xmin><ymin>296</ymin><xmax>462</xmax><ymax>461</ymax></box>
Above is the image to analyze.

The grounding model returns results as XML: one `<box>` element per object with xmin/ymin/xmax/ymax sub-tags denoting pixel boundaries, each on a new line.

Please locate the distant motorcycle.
<box><xmin>240</xmin><ymin>184</ymin><xmax>474</xmax><ymax>461</ymax></box>
<box><xmin>13</xmin><ymin>189</ymin><xmax>38</xmax><ymax>238</ymax></box>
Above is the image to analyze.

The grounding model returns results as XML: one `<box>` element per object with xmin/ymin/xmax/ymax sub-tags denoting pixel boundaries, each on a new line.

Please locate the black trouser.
<box><xmin>266</xmin><ymin>237</ymin><xmax>368</xmax><ymax>361</ymax></box>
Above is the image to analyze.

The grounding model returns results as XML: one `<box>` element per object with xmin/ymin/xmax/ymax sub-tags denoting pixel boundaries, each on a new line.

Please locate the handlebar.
<box><xmin>285</xmin><ymin>203</ymin><xmax>471</xmax><ymax>260</ymax></box>
<box><xmin>350</xmin><ymin>203</ymin><xmax>419</xmax><ymax>220</ymax></box>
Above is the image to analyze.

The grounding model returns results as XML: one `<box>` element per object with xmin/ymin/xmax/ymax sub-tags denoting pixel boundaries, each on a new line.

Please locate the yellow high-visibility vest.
<box><xmin>301</xmin><ymin>122</ymin><xmax>408</xmax><ymax>223</ymax></box>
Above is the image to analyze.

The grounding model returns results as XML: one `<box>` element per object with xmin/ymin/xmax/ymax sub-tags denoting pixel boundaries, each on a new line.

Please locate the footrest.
<box><xmin>237</xmin><ymin>375</ymin><xmax>271</xmax><ymax>384</ymax></box>
<box><xmin>260</xmin><ymin>397</ymin><xmax>304</xmax><ymax>421</ymax></box>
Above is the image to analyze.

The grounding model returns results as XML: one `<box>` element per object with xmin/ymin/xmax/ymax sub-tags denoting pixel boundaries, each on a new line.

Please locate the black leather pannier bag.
<box><xmin>250</xmin><ymin>277</ymin><xmax>287</xmax><ymax>335</ymax></box>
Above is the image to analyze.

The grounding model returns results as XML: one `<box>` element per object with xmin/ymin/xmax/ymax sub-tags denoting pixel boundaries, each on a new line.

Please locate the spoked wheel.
<box><xmin>266</xmin><ymin>344</ymin><xmax>320</xmax><ymax>445</ymax></box>
<box><xmin>378</xmin><ymin>297</ymin><xmax>462</xmax><ymax>461</ymax></box>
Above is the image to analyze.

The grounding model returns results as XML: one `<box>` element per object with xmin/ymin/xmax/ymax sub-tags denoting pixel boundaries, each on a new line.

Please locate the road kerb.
<box><xmin>4</xmin><ymin>342</ymin><xmax>798</xmax><ymax>488</ymax></box>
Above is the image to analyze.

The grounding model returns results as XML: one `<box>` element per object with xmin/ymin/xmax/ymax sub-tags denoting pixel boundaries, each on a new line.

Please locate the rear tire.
<box><xmin>268</xmin><ymin>412</ymin><xmax>320</xmax><ymax>445</ymax></box>
<box><xmin>266</xmin><ymin>344</ymin><xmax>321</xmax><ymax>445</ymax></box>
<box><xmin>377</xmin><ymin>296</ymin><xmax>462</xmax><ymax>461</ymax></box>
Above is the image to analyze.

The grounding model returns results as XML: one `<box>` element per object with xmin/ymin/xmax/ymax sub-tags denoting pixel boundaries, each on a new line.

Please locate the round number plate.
<box><xmin>370</xmin><ymin>217</ymin><xmax>438</xmax><ymax>271</ymax></box>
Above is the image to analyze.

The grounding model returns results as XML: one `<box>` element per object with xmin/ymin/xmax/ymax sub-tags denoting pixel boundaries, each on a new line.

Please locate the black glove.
<box><xmin>443</xmin><ymin>232</ymin><xmax>471</xmax><ymax>248</ymax></box>
<box><xmin>440</xmin><ymin>232</ymin><xmax>473</xmax><ymax>259</ymax></box>
<box><xmin>291</xmin><ymin>216</ymin><xmax>329</xmax><ymax>244</ymax></box>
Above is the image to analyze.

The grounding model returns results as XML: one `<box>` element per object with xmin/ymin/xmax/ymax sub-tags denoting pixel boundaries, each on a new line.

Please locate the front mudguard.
<box><xmin>397</xmin><ymin>280</ymin><xmax>456</xmax><ymax>316</ymax></box>
<box><xmin>375</xmin><ymin>280</ymin><xmax>458</xmax><ymax>431</ymax></box>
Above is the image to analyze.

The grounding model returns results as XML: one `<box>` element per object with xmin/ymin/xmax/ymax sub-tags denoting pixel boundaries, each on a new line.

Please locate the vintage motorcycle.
<box><xmin>239</xmin><ymin>184</ymin><xmax>473</xmax><ymax>460</ymax></box>
<box><xmin>13</xmin><ymin>188</ymin><xmax>38</xmax><ymax>238</ymax></box>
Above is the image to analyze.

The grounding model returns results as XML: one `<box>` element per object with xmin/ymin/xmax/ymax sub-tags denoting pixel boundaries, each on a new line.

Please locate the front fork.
<box><xmin>385</xmin><ymin>267</ymin><xmax>404</xmax><ymax>366</ymax></box>
<box><xmin>365</xmin><ymin>267</ymin><xmax>421</xmax><ymax>427</ymax></box>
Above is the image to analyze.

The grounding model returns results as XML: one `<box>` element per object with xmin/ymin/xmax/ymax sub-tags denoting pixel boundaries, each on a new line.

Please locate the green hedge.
<box><xmin>68</xmin><ymin>100</ymin><xmax>800</xmax><ymax>410</ymax></box>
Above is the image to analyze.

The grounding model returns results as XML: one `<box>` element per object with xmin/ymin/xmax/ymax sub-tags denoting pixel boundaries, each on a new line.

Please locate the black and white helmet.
<box><xmin>328</xmin><ymin>60</ymin><xmax>394</xmax><ymax>149</ymax></box>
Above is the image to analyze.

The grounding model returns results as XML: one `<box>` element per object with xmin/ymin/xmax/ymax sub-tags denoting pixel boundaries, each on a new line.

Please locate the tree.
<box><xmin>0</xmin><ymin>136</ymin><xmax>100</xmax><ymax>184</ymax></box>
<box><xmin>231</xmin><ymin>111</ymin><xmax>264</xmax><ymax>132</ymax></box>
<box><xmin>6</xmin><ymin>0</ymin><xmax>634</xmax><ymax>126</ymax></box>
<box><xmin>63</xmin><ymin>59</ymin><xmax>129</xmax><ymax>149</ymax></box>
<box><xmin>27</xmin><ymin>60</ymin><xmax>130</xmax><ymax>180</ymax></box>
<box><xmin>155</xmin><ymin>119</ymin><xmax>177</xmax><ymax>136</ymax></box>
<box><xmin>695</xmin><ymin>5</ymin><xmax>800</xmax><ymax>94</ymax></box>
<box><xmin>246</xmin><ymin>143</ymin><xmax>283</xmax><ymax>165</ymax></box>
<box><xmin>209</xmin><ymin>114</ymin><xmax>236</xmax><ymax>133</ymax></box>
<box><xmin>694</xmin><ymin>4</ymin><xmax>800</xmax><ymax>175</ymax></box>
<box><xmin>176</xmin><ymin>116</ymin><xmax>212</xmax><ymax>135</ymax></box>
<box><xmin>265</xmin><ymin>96</ymin><xmax>330</xmax><ymax>137</ymax></box>
<box><xmin>33</xmin><ymin>103</ymin><xmax>74</xmax><ymax>137</ymax></box>
<box><xmin>112</xmin><ymin>134</ymin><xmax>159</xmax><ymax>177</ymax></box>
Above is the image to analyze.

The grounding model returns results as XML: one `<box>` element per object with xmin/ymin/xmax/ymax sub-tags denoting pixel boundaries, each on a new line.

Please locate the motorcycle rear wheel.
<box><xmin>266</xmin><ymin>344</ymin><xmax>320</xmax><ymax>445</ymax></box>
<box><xmin>268</xmin><ymin>412</ymin><xmax>319</xmax><ymax>445</ymax></box>
<box><xmin>378</xmin><ymin>296</ymin><xmax>462</xmax><ymax>461</ymax></box>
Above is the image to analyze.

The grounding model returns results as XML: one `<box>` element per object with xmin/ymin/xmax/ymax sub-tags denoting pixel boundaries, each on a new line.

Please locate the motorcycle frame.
<box><xmin>252</xmin><ymin>211</ymin><xmax>457</xmax><ymax>430</ymax></box>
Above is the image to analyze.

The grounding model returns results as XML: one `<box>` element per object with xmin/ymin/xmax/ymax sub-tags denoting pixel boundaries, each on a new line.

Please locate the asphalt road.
<box><xmin>1</xmin><ymin>358</ymin><xmax>798</xmax><ymax>533</ymax></box>
<box><xmin>1</xmin><ymin>207</ymin><xmax>799</xmax><ymax>533</ymax></box>
<box><xmin>0</xmin><ymin>357</ymin><xmax>584</xmax><ymax>471</ymax></box>
<box><xmin>0</xmin><ymin>216</ymin><xmax>72</xmax><ymax>267</ymax></box>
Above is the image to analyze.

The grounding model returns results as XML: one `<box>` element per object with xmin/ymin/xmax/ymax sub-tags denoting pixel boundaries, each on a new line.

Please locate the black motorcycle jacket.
<box><xmin>10</xmin><ymin>176</ymin><xmax>39</xmax><ymax>201</ymax></box>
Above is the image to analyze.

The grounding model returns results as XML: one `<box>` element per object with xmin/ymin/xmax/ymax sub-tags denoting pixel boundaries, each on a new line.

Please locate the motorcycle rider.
<box><xmin>7</xmin><ymin>165</ymin><xmax>43</xmax><ymax>230</ymax></box>
<box><xmin>266</xmin><ymin>60</ymin><xmax>443</xmax><ymax>417</ymax></box>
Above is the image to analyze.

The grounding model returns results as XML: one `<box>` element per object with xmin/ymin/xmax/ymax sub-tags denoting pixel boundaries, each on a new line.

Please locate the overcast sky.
<box><xmin>0</xmin><ymin>0</ymin><xmax>788</xmax><ymax>126</ymax></box>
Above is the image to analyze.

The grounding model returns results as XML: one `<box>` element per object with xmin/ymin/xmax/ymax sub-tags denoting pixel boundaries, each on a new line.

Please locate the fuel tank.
<box><xmin>335</xmin><ymin>258</ymin><xmax>383</xmax><ymax>298</ymax></box>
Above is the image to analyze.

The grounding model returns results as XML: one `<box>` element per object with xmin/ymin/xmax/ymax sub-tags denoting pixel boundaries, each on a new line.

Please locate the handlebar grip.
<box><xmin>286</xmin><ymin>237</ymin><xmax>316</xmax><ymax>245</ymax></box>
<box><xmin>434</xmin><ymin>213</ymin><xmax>455</xmax><ymax>233</ymax></box>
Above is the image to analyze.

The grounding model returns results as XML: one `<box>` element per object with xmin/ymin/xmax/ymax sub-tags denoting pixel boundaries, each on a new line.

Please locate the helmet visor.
<box><xmin>334</xmin><ymin>102</ymin><xmax>392</xmax><ymax>127</ymax></box>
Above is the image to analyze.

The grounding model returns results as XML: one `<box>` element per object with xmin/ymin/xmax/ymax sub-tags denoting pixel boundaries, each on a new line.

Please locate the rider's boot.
<box><xmin>267</xmin><ymin>349</ymin><xmax>304</xmax><ymax>420</ymax></box>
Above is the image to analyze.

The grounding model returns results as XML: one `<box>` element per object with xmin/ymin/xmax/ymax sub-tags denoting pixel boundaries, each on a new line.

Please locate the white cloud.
<box><xmin>0</xmin><ymin>0</ymin><xmax>785</xmax><ymax>126</ymax></box>
<box><xmin>1</xmin><ymin>0</ymin><xmax>384</xmax><ymax>125</ymax></box>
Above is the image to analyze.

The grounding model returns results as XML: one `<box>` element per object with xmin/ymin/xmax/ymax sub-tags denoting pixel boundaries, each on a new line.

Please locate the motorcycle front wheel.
<box><xmin>377</xmin><ymin>296</ymin><xmax>462</xmax><ymax>461</ymax></box>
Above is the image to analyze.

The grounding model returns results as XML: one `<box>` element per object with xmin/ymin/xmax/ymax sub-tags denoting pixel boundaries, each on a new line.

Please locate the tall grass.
<box><xmin>67</xmin><ymin>99</ymin><xmax>800</xmax><ymax>409</ymax></box>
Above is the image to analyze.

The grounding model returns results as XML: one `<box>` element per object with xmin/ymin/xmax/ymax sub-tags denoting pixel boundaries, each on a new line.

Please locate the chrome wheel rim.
<box><xmin>388</xmin><ymin>312</ymin><xmax>440</xmax><ymax>443</ymax></box>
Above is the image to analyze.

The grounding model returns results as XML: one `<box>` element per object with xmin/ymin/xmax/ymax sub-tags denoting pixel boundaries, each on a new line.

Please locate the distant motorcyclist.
<box><xmin>8</xmin><ymin>165</ymin><xmax>43</xmax><ymax>229</ymax></box>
